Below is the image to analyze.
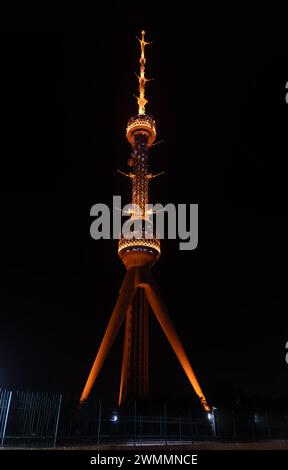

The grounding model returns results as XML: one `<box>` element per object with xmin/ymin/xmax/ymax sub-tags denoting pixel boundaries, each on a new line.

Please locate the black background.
<box><xmin>0</xmin><ymin>6</ymin><xmax>287</xmax><ymax>409</ymax></box>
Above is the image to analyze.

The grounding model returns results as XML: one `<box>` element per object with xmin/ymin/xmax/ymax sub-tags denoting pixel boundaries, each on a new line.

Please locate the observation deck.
<box><xmin>126</xmin><ymin>114</ymin><xmax>156</xmax><ymax>146</ymax></box>
<box><xmin>118</xmin><ymin>237</ymin><xmax>161</xmax><ymax>269</ymax></box>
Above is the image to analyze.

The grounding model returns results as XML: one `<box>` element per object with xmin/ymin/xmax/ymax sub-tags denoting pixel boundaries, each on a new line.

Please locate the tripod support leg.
<box><xmin>141</xmin><ymin>267</ymin><xmax>211</xmax><ymax>412</ymax></box>
<box><xmin>80</xmin><ymin>268</ymin><xmax>137</xmax><ymax>403</ymax></box>
<box><xmin>118</xmin><ymin>304</ymin><xmax>131</xmax><ymax>406</ymax></box>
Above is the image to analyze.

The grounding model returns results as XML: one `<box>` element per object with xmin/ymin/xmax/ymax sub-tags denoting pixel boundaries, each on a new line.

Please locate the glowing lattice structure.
<box><xmin>80</xmin><ymin>31</ymin><xmax>211</xmax><ymax>413</ymax></box>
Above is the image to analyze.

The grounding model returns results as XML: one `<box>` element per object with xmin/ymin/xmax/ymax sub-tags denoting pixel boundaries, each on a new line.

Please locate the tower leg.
<box><xmin>80</xmin><ymin>268</ymin><xmax>137</xmax><ymax>403</ymax></box>
<box><xmin>141</xmin><ymin>267</ymin><xmax>211</xmax><ymax>412</ymax></box>
<box><xmin>119</xmin><ymin>287</ymin><xmax>149</xmax><ymax>406</ymax></box>
<box><xmin>119</xmin><ymin>305</ymin><xmax>131</xmax><ymax>405</ymax></box>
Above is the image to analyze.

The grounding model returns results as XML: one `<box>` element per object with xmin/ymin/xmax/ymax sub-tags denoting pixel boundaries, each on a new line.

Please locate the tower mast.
<box><xmin>79</xmin><ymin>32</ymin><xmax>211</xmax><ymax>413</ymax></box>
<box><xmin>136</xmin><ymin>30</ymin><xmax>151</xmax><ymax>115</ymax></box>
<box><xmin>118</xmin><ymin>30</ymin><xmax>157</xmax><ymax>404</ymax></box>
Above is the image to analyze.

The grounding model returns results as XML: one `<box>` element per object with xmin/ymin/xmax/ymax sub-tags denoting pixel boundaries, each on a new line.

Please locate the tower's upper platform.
<box><xmin>126</xmin><ymin>114</ymin><xmax>156</xmax><ymax>146</ymax></box>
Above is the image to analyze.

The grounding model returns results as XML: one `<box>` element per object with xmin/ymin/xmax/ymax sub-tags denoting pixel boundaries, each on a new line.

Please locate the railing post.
<box><xmin>210</xmin><ymin>408</ymin><xmax>217</xmax><ymax>438</ymax></box>
<box><xmin>178</xmin><ymin>416</ymin><xmax>182</xmax><ymax>441</ymax></box>
<box><xmin>1</xmin><ymin>391</ymin><xmax>12</xmax><ymax>447</ymax></box>
<box><xmin>232</xmin><ymin>410</ymin><xmax>238</xmax><ymax>440</ymax></box>
<box><xmin>265</xmin><ymin>411</ymin><xmax>272</xmax><ymax>438</ymax></box>
<box><xmin>97</xmin><ymin>400</ymin><xmax>102</xmax><ymax>445</ymax></box>
<box><xmin>164</xmin><ymin>402</ymin><xmax>167</xmax><ymax>445</ymax></box>
<box><xmin>134</xmin><ymin>401</ymin><xmax>137</xmax><ymax>446</ymax></box>
<box><xmin>189</xmin><ymin>407</ymin><xmax>193</xmax><ymax>443</ymax></box>
<box><xmin>53</xmin><ymin>394</ymin><xmax>62</xmax><ymax>448</ymax></box>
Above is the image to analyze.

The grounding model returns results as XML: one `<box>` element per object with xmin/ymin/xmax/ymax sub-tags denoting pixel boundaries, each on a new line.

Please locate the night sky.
<box><xmin>1</xmin><ymin>8</ymin><xmax>287</xmax><ymax>410</ymax></box>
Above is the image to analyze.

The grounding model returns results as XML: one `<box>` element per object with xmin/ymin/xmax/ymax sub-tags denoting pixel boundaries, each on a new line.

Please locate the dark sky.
<box><xmin>0</xmin><ymin>8</ymin><xmax>287</xmax><ymax>409</ymax></box>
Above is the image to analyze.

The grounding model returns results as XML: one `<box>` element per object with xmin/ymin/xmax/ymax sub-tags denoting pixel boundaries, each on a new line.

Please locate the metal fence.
<box><xmin>59</xmin><ymin>403</ymin><xmax>288</xmax><ymax>446</ymax></box>
<box><xmin>0</xmin><ymin>389</ymin><xmax>61</xmax><ymax>447</ymax></box>
<box><xmin>58</xmin><ymin>403</ymin><xmax>213</xmax><ymax>446</ymax></box>
<box><xmin>1</xmin><ymin>388</ymin><xmax>288</xmax><ymax>447</ymax></box>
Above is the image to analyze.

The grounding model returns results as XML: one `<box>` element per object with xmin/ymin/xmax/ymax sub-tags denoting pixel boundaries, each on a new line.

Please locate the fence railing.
<box><xmin>1</xmin><ymin>388</ymin><xmax>288</xmax><ymax>447</ymax></box>
<box><xmin>0</xmin><ymin>388</ymin><xmax>62</xmax><ymax>447</ymax></box>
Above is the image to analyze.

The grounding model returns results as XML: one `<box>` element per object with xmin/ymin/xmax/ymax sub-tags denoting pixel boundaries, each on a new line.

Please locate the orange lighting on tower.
<box><xmin>136</xmin><ymin>30</ymin><xmax>152</xmax><ymax>115</ymax></box>
<box><xmin>80</xmin><ymin>32</ymin><xmax>211</xmax><ymax>413</ymax></box>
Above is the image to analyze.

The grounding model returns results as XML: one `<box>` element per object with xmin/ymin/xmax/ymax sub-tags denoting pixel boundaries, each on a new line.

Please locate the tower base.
<box><xmin>119</xmin><ymin>287</ymin><xmax>148</xmax><ymax>405</ymax></box>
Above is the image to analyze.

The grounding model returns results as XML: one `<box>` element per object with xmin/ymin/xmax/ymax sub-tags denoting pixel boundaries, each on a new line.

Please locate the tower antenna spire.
<box><xmin>136</xmin><ymin>30</ymin><xmax>152</xmax><ymax>115</ymax></box>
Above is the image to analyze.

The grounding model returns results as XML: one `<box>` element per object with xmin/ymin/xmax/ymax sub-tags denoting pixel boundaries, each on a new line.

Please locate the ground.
<box><xmin>2</xmin><ymin>440</ymin><xmax>288</xmax><ymax>450</ymax></box>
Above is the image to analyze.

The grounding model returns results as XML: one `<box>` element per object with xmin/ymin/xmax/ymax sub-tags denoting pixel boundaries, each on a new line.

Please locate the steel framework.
<box><xmin>80</xmin><ymin>31</ymin><xmax>210</xmax><ymax>412</ymax></box>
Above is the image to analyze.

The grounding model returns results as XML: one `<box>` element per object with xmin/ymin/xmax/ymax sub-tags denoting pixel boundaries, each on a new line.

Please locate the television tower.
<box><xmin>80</xmin><ymin>31</ymin><xmax>211</xmax><ymax>412</ymax></box>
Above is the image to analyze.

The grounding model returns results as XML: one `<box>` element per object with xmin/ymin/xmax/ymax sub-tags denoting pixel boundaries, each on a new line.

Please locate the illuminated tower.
<box><xmin>80</xmin><ymin>31</ymin><xmax>211</xmax><ymax>412</ymax></box>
